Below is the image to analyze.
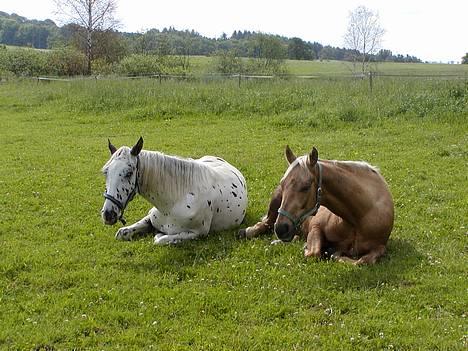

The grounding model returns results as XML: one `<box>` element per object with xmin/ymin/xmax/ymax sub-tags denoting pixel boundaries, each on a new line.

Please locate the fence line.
<box><xmin>32</xmin><ymin>71</ymin><xmax>468</xmax><ymax>84</ymax></box>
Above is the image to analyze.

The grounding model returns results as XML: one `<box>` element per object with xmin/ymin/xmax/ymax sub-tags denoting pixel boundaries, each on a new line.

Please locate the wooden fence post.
<box><xmin>369</xmin><ymin>71</ymin><xmax>374</xmax><ymax>93</ymax></box>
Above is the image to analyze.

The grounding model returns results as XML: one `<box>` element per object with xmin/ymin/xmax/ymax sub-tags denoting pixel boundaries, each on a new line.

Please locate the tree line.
<box><xmin>0</xmin><ymin>11</ymin><xmax>423</xmax><ymax>65</ymax></box>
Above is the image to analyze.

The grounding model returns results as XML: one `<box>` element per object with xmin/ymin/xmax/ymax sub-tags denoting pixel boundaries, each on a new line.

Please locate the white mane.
<box><xmin>138</xmin><ymin>150</ymin><xmax>211</xmax><ymax>199</ymax></box>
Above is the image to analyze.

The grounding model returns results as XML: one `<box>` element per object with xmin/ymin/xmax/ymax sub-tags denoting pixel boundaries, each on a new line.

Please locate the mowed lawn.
<box><xmin>0</xmin><ymin>76</ymin><xmax>466</xmax><ymax>350</ymax></box>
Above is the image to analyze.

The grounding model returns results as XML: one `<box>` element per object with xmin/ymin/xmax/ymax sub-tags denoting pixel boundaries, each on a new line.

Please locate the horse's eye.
<box><xmin>299</xmin><ymin>185</ymin><xmax>310</xmax><ymax>193</ymax></box>
<box><xmin>124</xmin><ymin>170</ymin><xmax>133</xmax><ymax>179</ymax></box>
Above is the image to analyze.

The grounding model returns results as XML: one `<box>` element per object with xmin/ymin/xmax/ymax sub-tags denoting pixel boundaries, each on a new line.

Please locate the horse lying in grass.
<box><xmin>101</xmin><ymin>137</ymin><xmax>248</xmax><ymax>245</ymax></box>
<box><xmin>239</xmin><ymin>146</ymin><xmax>394</xmax><ymax>265</ymax></box>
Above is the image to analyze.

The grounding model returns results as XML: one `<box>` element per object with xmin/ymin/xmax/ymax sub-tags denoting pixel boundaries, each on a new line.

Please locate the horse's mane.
<box><xmin>139</xmin><ymin>150</ymin><xmax>211</xmax><ymax>199</ymax></box>
<box><xmin>334</xmin><ymin>160</ymin><xmax>380</xmax><ymax>173</ymax></box>
<box><xmin>283</xmin><ymin>156</ymin><xmax>380</xmax><ymax>181</ymax></box>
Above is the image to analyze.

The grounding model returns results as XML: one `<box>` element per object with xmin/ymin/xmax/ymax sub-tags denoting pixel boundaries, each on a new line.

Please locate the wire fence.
<box><xmin>32</xmin><ymin>71</ymin><xmax>468</xmax><ymax>89</ymax></box>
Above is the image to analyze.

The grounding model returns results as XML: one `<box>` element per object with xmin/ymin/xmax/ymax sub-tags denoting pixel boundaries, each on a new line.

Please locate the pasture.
<box><xmin>0</xmin><ymin>76</ymin><xmax>467</xmax><ymax>349</ymax></box>
<box><xmin>189</xmin><ymin>56</ymin><xmax>468</xmax><ymax>76</ymax></box>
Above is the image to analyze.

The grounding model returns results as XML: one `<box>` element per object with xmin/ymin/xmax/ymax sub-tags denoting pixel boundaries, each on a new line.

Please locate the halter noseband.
<box><xmin>103</xmin><ymin>156</ymin><xmax>140</xmax><ymax>225</ymax></box>
<box><xmin>278</xmin><ymin>161</ymin><xmax>322</xmax><ymax>231</ymax></box>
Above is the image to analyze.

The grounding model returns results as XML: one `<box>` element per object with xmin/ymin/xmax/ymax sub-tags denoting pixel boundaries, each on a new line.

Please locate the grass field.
<box><xmin>0</xmin><ymin>75</ymin><xmax>467</xmax><ymax>350</ymax></box>
<box><xmin>190</xmin><ymin>56</ymin><xmax>468</xmax><ymax>76</ymax></box>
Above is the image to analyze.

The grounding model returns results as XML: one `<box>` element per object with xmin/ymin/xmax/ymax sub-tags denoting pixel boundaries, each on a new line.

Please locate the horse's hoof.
<box><xmin>115</xmin><ymin>228</ymin><xmax>131</xmax><ymax>241</ymax></box>
<box><xmin>237</xmin><ymin>228</ymin><xmax>247</xmax><ymax>239</ymax></box>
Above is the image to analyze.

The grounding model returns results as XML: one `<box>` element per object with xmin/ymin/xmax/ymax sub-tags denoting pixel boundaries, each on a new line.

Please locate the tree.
<box><xmin>54</xmin><ymin>0</ymin><xmax>119</xmax><ymax>74</ymax></box>
<box><xmin>288</xmin><ymin>37</ymin><xmax>313</xmax><ymax>60</ymax></box>
<box><xmin>376</xmin><ymin>49</ymin><xmax>392</xmax><ymax>62</ymax></box>
<box><xmin>246</xmin><ymin>34</ymin><xmax>287</xmax><ymax>74</ymax></box>
<box><xmin>344</xmin><ymin>6</ymin><xmax>385</xmax><ymax>74</ymax></box>
<box><xmin>462</xmin><ymin>53</ymin><xmax>468</xmax><ymax>64</ymax></box>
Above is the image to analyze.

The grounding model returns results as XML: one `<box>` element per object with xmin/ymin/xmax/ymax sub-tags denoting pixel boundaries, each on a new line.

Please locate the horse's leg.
<box><xmin>332</xmin><ymin>245</ymin><xmax>386</xmax><ymax>265</ymax></box>
<box><xmin>354</xmin><ymin>245</ymin><xmax>386</xmax><ymax>265</ymax></box>
<box><xmin>154</xmin><ymin>231</ymin><xmax>200</xmax><ymax>245</ymax></box>
<box><xmin>115</xmin><ymin>215</ymin><xmax>154</xmax><ymax>241</ymax></box>
<box><xmin>304</xmin><ymin>225</ymin><xmax>324</xmax><ymax>258</ymax></box>
<box><xmin>238</xmin><ymin>185</ymin><xmax>282</xmax><ymax>239</ymax></box>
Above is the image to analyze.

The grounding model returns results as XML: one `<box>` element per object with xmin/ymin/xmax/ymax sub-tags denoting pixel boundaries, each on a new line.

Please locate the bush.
<box><xmin>213</xmin><ymin>50</ymin><xmax>243</xmax><ymax>74</ymax></box>
<box><xmin>212</xmin><ymin>50</ymin><xmax>288</xmax><ymax>76</ymax></box>
<box><xmin>46</xmin><ymin>48</ymin><xmax>87</xmax><ymax>76</ymax></box>
<box><xmin>117</xmin><ymin>54</ymin><xmax>188</xmax><ymax>76</ymax></box>
<box><xmin>0</xmin><ymin>47</ymin><xmax>87</xmax><ymax>77</ymax></box>
<box><xmin>243</xmin><ymin>58</ymin><xmax>288</xmax><ymax>75</ymax></box>
<box><xmin>0</xmin><ymin>48</ymin><xmax>47</xmax><ymax>76</ymax></box>
<box><xmin>91</xmin><ymin>58</ymin><xmax>116</xmax><ymax>76</ymax></box>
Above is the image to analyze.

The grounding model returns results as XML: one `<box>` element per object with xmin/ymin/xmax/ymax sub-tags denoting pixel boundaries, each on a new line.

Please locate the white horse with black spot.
<box><xmin>101</xmin><ymin>137</ymin><xmax>248</xmax><ymax>244</ymax></box>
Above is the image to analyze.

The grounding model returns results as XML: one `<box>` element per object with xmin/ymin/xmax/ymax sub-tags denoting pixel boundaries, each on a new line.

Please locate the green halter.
<box><xmin>277</xmin><ymin>161</ymin><xmax>322</xmax><ymax>230</ymax></box>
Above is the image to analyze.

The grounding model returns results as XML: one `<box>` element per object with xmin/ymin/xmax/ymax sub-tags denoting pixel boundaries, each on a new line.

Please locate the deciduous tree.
<box><xmin>54</xmin><ymin>0</ymin><xmax>119</xmax><ymax>74</ymax></box>
<box><xmin>344</xmin><ymin>6</ymin><xmax>385</xmax><ymax>74</ymax></box>
<box><xmin>462</xmin><ymin>53</ymin><xmax>468</xmax><ymax>64</ymax></box>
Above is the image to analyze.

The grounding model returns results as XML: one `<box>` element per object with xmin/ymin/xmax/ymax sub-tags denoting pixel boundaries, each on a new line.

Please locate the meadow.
<box><xmin>0</xmin><ymin>74</ymin><xmax>467</xmax><ymax>350</ymax></box>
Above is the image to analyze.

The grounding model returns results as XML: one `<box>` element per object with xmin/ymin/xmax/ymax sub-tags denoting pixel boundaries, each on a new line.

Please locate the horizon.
<box><xmin>1</xmin><ymin>0</ymin><xmax>467</xmax><ymax>63</ymax></box>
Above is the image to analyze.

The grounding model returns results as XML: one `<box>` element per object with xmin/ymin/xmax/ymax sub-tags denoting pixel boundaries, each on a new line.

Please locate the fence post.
<box><xmin>238</xmin><ymin>73</ymin><xmax>241</xmax><ymax>88</ymax></box>
<box><xmin>369</xmin><ymin>71</ymin><xmax>373</xmax><ymax>93</ymax></box>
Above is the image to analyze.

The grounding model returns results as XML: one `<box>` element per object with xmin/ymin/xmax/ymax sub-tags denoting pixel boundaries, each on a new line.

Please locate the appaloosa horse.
<box><xmin>239</xmin><ymin>146</ymin><xmax>394</xmax><ymax>265</ymax></box>
<box><xmin>101</xmin><ymin>137</ymin><xmax>248</xmax><ymax>244</ymax></box>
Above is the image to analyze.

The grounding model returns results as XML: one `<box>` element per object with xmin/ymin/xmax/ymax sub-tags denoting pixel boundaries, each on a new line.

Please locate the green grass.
<box><xmin>173</xmin><ymin>56</ymin><xmax>468</xmax><ymax>76</ymax></box>
<box><xmin>0</xmin><ymin>77</ymin><xmax>467</xmax><ymax>350</ymax></box>
<box><xmin>285</xmin><ymin>59</ymin><xmax>468</xmax><ymax>76</ymax></box>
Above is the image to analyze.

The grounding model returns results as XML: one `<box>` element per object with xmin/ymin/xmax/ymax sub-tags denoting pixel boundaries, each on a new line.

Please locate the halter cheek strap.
<box><xmin>278</xmin><ymin>161</ymin><xmax>323</xmax><ymax>231</ymax></box>
<box><xmin>103</xmin><ymin>156</ymin><xmax>140</xmax><ymax>225</ymax></box>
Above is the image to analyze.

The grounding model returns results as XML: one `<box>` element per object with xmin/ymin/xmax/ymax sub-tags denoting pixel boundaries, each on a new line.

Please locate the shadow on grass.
<box><xmin>118</xmin><ymin>229</ymin><xmax>423</xmax><ymax>291</ymax></box>
<box><xmin>319</xmin><ymin>238</ymin><xmax>425</xmax><ymax>291</ymax></box>
<box><xmin>119</xmin><ymin>229</ymin><xmax>239</xmax><ymax>279</ymax></box>
<box><xmin>118</xmin><ymin>213</ymin><xmax>259</xmax><ymax>277</ymax></box>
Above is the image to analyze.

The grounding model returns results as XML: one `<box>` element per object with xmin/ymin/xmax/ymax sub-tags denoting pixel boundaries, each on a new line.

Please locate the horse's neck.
<box><xmin>320</xmin><ymin>161</ymin><xmax>368</xmax><ymax>225</ymax></box>
<box><xmin>138</xmin><ymin>151</ymin><xmax>202</xmax><ymax>210</ymax></box>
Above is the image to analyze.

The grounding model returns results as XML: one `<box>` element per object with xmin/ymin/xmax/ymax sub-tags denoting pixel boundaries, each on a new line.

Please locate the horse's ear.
<box><xmin>130</xmin><ymin>136</ymin><xmax>144</xmax><ymax>156</ymax></box>
<box><xmin>307</xmin><ymin>147</ymin><xmax>318</xmax><ymax>168</ymax></box>
<box><xmin>108</xmin><ymin>139</ymin><xmax>117</xmax><ymax>155</ymax></box>
<box><xmin>285</xmin><ymin>145</ymin><xmax>296</xmax><ymax>164</ymax></box>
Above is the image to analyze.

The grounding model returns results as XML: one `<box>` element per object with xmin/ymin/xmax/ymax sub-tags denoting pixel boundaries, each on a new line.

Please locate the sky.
<box><xmin>2</xmin><ymin>0</ymin><xmax>467</xmax><ymax>63</ymax></box>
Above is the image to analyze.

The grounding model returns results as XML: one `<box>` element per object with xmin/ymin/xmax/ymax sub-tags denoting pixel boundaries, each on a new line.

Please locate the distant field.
<box><xmin>286</xmin><ymin>59</ymin><xmax>468</xmax><ymax>76</ymax></box>
<box><xmin>0</xmin><ymin>77</ymin><xmax>466</xmax><ymax>350</ymax></box>
<box><xmin>190</xmin><ymin>56</ymin><xmax>468</xmax><ymax>76</ymax></box>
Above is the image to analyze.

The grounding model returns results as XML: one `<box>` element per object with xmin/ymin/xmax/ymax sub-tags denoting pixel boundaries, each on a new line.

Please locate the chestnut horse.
<box><xmin>239</xmin><ymin>146</ymin><xmax>394</xmax><ymax>265</ymax></box>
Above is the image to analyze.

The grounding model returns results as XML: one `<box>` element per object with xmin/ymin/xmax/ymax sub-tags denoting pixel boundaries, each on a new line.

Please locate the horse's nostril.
<box><xmin>275</xmin><ymin>222</ymin><xmax>290</xmax><ymax>238</ymax></box>
<box><xmin>103</xmin><ymin>210</ymin><xmax>116</xmax><ymax>222</ymax></box>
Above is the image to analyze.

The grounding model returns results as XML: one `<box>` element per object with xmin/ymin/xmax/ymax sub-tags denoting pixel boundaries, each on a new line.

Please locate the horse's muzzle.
<box><xmin>102</xmin><ymin>209</ymin><xmax>118</xmax><ymax>225</ymax></box>
<box><xmin>274</xmin><ymin>222</ymin><xmax>295</xmax><ymax>242</ymax></box>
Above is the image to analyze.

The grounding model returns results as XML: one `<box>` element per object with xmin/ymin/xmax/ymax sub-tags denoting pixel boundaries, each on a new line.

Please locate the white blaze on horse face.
<box><xmin>277</xmin><ymin>157</ymin><xmax>314</xmax><ymax>231</ymax></box>
<box><xmin>101</xmin><ymin>148</ymin><xmax>138</xmax><ymax>225</ymax></box>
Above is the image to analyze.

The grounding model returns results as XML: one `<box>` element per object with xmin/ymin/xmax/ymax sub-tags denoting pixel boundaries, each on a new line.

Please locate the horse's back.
<box><xmin>350</xmin><ymin>163</ymin><xmax>394</xmax><ymax>243</ymax></box>
<box><xmin>197</xmin><ymin>156</ymin><xmax>248</xmax><ymax>232</ymax></box>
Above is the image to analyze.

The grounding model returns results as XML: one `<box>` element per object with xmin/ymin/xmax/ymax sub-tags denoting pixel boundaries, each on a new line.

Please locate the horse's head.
<box><xmin>101</xmin><ymin>137</ymin><xmax>144</xmax><ymax>225</ymax></box>
<box><xmin>274</xmin><ymin>145</ymin><xmax>321</xmax><ymax>242</ymax></box>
